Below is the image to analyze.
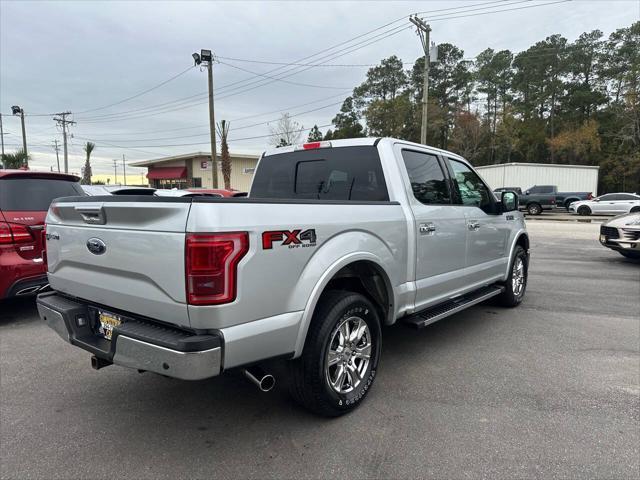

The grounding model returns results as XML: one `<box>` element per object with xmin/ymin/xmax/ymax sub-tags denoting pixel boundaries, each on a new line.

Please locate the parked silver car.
<box><xmin>599</xmin><ymin>212</ymin><xmax>640</xmax><ymax>259</ymax></box>
<box><xmin>569</xmin><ymin>193</ymin><xmax>640</xmax><ymax>216</ymax></box>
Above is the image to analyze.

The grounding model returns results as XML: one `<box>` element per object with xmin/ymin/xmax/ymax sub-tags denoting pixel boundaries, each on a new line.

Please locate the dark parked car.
<box><xmin>519</xmin><ymin>186</ymin><xmax>556</xmax><ymax>215</ymax></box>
<box><xmin>0</xmin><ymin>170</ymin><xmax>84</xmax><ymax>299</ymax></box>
<box><xmin>525</xmin><ymin>185</ymin><xmax>593</xmax><ymax>210</ymax></box>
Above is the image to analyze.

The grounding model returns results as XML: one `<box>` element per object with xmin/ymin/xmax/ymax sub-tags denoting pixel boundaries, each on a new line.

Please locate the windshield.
<box><xmin>0</xmin><ymin>178</ymin><xmax>84</xmax><ymax>211</ymax></box>
<box><xmin>250</xmin><ymin>146</ymin><xmax>388</xmax><ymax>201</ymax></box>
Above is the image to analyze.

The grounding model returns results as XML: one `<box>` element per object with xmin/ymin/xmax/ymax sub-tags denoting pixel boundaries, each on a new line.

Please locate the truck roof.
<box><xmin>0</xmin><ymin>169</ymin><xmax>80</xmax><ymax>181</ymax></box>
<box><xmin>263</xmin><ymin>137</ymin><xmax>465</xmax><ymax>161</ymax></box>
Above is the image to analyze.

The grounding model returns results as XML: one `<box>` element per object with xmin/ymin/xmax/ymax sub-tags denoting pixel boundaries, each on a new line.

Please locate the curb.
<box><xmin>524</xmin><ymin>216</ymin><xmax>607</xmax><ymax>224</ymax></box>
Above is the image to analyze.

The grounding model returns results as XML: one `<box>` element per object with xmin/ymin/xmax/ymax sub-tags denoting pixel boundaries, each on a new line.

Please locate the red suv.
<box><xmin>0</xmin><ymin>170</ymin><xmax>84</xmax><ymax>299</ymax></box>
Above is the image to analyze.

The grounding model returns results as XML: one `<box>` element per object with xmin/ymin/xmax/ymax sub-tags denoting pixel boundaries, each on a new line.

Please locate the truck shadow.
<box><xmin>0</xmin><ymin>297</ymin><xmax>39</xmax><ymax>325</ymax></box>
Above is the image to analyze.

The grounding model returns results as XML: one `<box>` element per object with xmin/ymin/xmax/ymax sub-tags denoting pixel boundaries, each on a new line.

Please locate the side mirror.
<box><xmin>525</xmin><ymin>191</ymin><xmax>530</xmax><ymax>195</ymax></box>
<box><xmin>501</xmin><ymin>191</ymin><xmax>519</xmax><ymax>212</ymax></box>
<box><xmin>593</xmin><ymin>197</ymin><xmax>600</xmax><ymax>202</ymax></box>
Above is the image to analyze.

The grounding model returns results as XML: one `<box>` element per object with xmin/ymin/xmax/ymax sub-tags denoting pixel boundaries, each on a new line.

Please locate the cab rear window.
<box><xmin>0</xmin><ymin>178</ymin><xmax>84</xmax><ymax>211</ymax></box>
<box><xmin>250</xmin><ymin>146</ymin><xmax>389</xmax><ymax>201</ymax></box>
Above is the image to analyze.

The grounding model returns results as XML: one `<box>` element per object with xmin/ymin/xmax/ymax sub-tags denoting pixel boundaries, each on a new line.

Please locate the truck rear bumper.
<box><xmin>37</xmin><ymin>292</ymin><xmax>222</xmax><ymax>380</ymax></box>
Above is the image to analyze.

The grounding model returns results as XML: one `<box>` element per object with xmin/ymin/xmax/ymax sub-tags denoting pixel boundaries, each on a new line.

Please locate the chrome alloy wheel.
<box><xmin>512</xmin><ymin>257</ymin><xmax>525</xmax><ymax>296</ymax></box>
<box><xmin>325</xmin><ymin>316</ymin><xmax>372</xmax><ymax>394</ymax></box>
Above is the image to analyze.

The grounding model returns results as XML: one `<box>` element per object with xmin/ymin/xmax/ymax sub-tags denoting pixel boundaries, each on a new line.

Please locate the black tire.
<box><xmin>577</xmin><ymin>205</ymin><xmax>591</xmax><ymax>216</ymax></box>
<box><xmin>289</xmin><ymin>290</ymin><xmax>381</xmax><ymax>417</ymax></box>
<box><xmin>527</xmin><ymin>203</ymin><xmax>542</xmax><ymax>215</ymax></box>
<box><xmin>496</xmin><ymin>245</ymin><xmax>528</xmax><ymax>307</ymax></box>
<box><xmin>564</xmin><ymin>200</ymin><xmax>575</xmax><ymax>211</ymax></box>
<box><xmin>630</xmin><ymin>206</ymin><xmax>640</xmax><ymax>213</ymax></box>
<box><xmin>619</xmin><ymin>251</ymin><xmax>640</xmax><ymax>259</ymax></box>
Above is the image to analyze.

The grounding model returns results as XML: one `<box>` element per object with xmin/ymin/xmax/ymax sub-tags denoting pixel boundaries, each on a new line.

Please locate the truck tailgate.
<box><xmin>45</xmin><ymin>197</ymin><xmax>192</xmax><ymax>328</ymax></box>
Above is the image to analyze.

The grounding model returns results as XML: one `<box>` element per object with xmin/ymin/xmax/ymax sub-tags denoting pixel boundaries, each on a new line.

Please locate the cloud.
<box><xmin>0</xmin><ymin>0</ymin><xmax>633</xmax><ymax>174</ymax></box>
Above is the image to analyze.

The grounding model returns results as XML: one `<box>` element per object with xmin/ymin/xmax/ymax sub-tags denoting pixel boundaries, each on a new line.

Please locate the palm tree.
<box><xmin>81</xmin><ymin>142</ymin><xmax>95</xmax><ymax>185</ymax></box>
<box><xmin>216</xmin><ymin>120</ymin><xmax>232</xmax><ymax>189</ymax></box>
<box><xmin>1</xmin><ymin>149</ymin><xmax>30</xmax><ymax>169</ymax></box>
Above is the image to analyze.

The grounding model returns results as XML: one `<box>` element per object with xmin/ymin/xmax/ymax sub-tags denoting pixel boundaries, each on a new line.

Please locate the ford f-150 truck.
<box><xmin>524</xmin><ymin>185</ymin><xmax>593</xmax><ymax>210</ymax></box>
<box><xmin>37</xmin><ymin>138</ymin><xmax>529</xmax><ymax>416</ymax></box>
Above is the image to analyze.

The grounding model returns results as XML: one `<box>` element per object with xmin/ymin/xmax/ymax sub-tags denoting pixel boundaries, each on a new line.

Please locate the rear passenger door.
<box><xmin>445</xmin><ymin>158</ymin><xmax>510</xmax><ymax>285</ymax></box>
<box><xmin>399</xmin><ymin>149</ymin><xmax>468</xmax><ymax>309</ymax></box>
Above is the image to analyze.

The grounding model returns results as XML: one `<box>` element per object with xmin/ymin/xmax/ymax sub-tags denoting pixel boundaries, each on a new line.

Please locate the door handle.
<box><xmin>467</xmin><ymin>221</ymin><xmax>480</xmax><ymax>231</ymax></box>
<box><xmin>419</xmin><ymin>222</ymin><xmax>436</xmax><ymax>235</ymax></box>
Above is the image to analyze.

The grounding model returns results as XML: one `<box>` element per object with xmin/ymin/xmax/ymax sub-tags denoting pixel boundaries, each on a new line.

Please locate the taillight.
<box><xmin>0</xmin><ymin>222</ymin><xmax>33</xmax><ymax>245</ymax></box>
<box><xmin>186</xmin><ymin>232</ymin><xmax>249</xmax><ymax>305</ymax></box>
<box><xmin>42</xmin><ymin>225</ymin><xmax>48</xmax><ymax>267</ymax></box>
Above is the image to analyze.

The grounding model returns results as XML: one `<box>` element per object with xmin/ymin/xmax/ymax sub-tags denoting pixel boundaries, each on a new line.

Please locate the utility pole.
<box><xmin>112</xmin><ymin>159</ymin><xmax>118</xmax><ymax>184</ymax></box>
<box><xmin>53</xmin><ymin>112</ymin><xmax>75</xmax><ymax>173</ymax></box>
<box><xmin>410</xmin><ymin>15</ymin><xmax>431</xmax><ymax>145</ymax></box>
<box><xmin>122</xmin><ymin>154</ymin><xmax>127</xmax><ymax>185</ymax></box>
<box><xmin>193</xmin><ymin>49</ymin><xmax>219</xmax><ymax>188</ymax></box>
<box><xmin>53</xmin><ymin>139</ymin><xmax>61</xmax><ymax>172</ymax></box>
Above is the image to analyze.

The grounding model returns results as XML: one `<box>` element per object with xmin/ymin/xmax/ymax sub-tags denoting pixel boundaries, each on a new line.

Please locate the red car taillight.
<box><xmin>186</xmin><ymin>232</ymin><xmax>249</xmax><ymax>305</ymax></box>
<box><xmin>0</xmin><ymin>222</ymin><xmax>33</xmax><ymax>245</ymax></box>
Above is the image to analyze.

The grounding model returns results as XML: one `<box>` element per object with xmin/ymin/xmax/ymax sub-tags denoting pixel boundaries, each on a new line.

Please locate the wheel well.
<box><xmin>516</xmin><ymin>233</ymin><xmax>529</xmax><ymax>252</ymax></box>
<box><xmin>631</xmin><ymin>206</ymin><xmax>640</xmax><ymax>213</ymax></box>
<box><xmin>322</xmin><ymin>261</ymin><xmax>393</xmax><ymax>325</ymax></box>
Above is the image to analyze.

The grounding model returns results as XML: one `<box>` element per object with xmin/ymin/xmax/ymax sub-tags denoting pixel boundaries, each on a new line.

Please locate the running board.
<box><xmin>403</xmin><ymin>285</ymin><xmax>505</xmax><ymax>329</ymax></box>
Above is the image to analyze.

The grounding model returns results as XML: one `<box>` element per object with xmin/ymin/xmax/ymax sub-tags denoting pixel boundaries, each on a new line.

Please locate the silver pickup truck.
<box><xmin>37</xmin><ymin>137</ymin><xmax>529</xmax><ymax>416</ymax></box>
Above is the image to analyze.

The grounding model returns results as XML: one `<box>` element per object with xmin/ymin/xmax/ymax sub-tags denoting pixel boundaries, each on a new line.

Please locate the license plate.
<box><xmin>97</xmin><ymin>311</ymin><xmax>122</xmax><ymax>340</ymax></box>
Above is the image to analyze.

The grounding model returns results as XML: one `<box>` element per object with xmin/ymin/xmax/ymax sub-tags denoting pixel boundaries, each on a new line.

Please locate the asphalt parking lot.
<box><xmin>1</xmin><ymin>221</ymin><xmax>639</xmax><ymax>479</ymax></box>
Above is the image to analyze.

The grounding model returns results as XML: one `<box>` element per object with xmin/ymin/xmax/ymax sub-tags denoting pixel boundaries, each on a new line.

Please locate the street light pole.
<box><xmin>193</xmin><ymin>49</ymin><xmax>219</xmax><ymax>189</ymax></box>
<box><xmin>11</xmin><ymin>106</ymin><xmax>28</xmax><ymax>166</ymax></box>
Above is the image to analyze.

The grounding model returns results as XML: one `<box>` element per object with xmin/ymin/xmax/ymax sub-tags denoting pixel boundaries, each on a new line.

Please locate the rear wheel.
<box><xmin>577</xmin><ymin>205</ymin><xmax>592</xmax><ymax>216</ymax></box>
<box><xmin>527</xmin><ymin>203</ymin><xmax>542</xmax><ymax>215</ymax></box>
<box><xmin>630</xmin><ymin>206</ymin><xmax>640</xmax><ymax>213</ymax></box>
<box><xmin>289</xmin><ymin>290</ymin><xmax>381</xmax><ymax>417</ymax></box>
<box><xmin>496</xmin><ymin>245</ymin><xmax>528</xmax><ymax>307</ymax></box>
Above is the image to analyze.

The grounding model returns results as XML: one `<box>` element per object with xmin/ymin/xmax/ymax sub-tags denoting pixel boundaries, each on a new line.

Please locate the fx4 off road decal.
<box><xmin>262</xmin><ymin>229</ymin><xmax>317</xmax><ymax>250</ymax></box>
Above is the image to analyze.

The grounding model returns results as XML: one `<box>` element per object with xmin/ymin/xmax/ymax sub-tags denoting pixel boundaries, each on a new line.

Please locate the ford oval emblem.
<box><xmin>87</xmin><ymin>238</ymin><xmax>106</xmax><ymax>255</ymax></box>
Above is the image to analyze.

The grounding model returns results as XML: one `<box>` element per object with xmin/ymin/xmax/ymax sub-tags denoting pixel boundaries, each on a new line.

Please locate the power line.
<box><xmin>75</xmin><ymin>100</ymin><xmax>345</xmax><ymax>144</ymax></box>
<box><xmin>72</xmin><ymin>2</ymin><xmax>502</xmax><ymax>123</ymax></box>
<box><xmin>67</xmin><ymin>0</ymin><xmax>569</xmax><ymax>126</ymax></box>
<box><xmin>74</xmin><ymin>65</ymin><xmax>195</xmax><ymax>114</ymax></box>
<box><xmin>73</xmin><ymin>92</ymin><xmax>350</xmax><ymax>137</ymax></box>
<box><xmin>218</xmin><ymin>60</ymin><xmax>352</xmax><ymax>90</ymax></box>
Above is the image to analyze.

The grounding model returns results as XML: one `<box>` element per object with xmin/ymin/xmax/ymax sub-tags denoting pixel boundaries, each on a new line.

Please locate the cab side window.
<box><xmin>401</xmin><ymin>150</ymin><xmax>450</xmax><ymax>205</ymax></box>
<box><xmin>447</xmin><ymin>158</ymin><xmax>494</xmax><ymax>212</ymax></box>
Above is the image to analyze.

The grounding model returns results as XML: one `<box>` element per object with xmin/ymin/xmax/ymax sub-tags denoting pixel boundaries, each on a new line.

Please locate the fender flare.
<box><xmin>291</xmin><ymin>251</ymin><xmax>394</xmax><ymax>358</ymax></box>
<box><xmin>504</xmin><ymin>229</ymin><xmax>529</xmax><ymax>279</ymax></box>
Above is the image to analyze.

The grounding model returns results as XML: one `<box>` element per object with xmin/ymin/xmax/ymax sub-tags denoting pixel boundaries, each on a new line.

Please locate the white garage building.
<box><xmin>475</xmin><ymin>163</ymin><xmax>600</xmax><ymax>195</ymax></box>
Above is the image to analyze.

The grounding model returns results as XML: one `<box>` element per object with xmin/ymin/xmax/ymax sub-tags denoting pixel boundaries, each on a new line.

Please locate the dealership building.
<box><xmin>129</xmin><ymin>151</ymin><xmax>260</xmax><ymax>191</ymax></box>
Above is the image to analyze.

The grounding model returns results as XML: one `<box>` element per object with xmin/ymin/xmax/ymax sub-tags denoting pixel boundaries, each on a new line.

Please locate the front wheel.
<box><xmin>527</xmin><ymin>203</ymin><xmax>542</xmax><ymax>215</ymax></box>
<box><xmin>496</xmin><ymin>245</ymin><xmax>528</xmax><ymax>307</ymax></box>
<box><xmin>289</xmin><ymin>290</ymin><xmax>381</xmax><ymax>417</ymax></box>
<box><xmin>578</xmin><ymin>205</ymin><xmax>591</xmax><ymax>216</ymax></box>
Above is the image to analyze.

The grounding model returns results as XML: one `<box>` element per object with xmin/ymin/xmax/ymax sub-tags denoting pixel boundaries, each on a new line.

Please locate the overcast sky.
<box><xmin>0</xmin><ymin>0</ymin><xmax>637</xmax><ymax>175</ymax></box>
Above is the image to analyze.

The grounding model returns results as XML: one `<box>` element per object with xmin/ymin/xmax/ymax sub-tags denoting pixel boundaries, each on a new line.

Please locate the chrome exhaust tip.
<box><xmin>242</xmin><ymin>366</ymin><xmax>275</xmax><ymax>392</ymax></box>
